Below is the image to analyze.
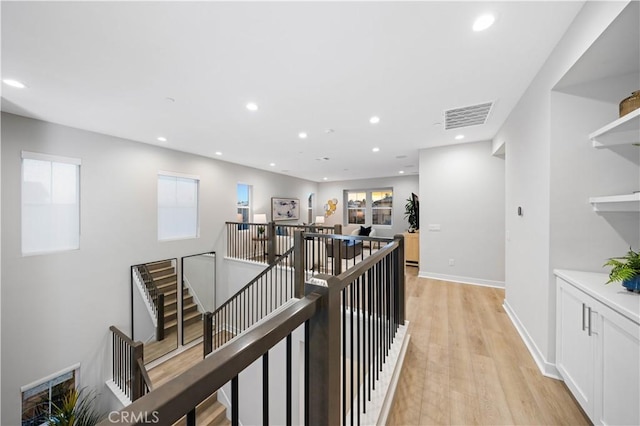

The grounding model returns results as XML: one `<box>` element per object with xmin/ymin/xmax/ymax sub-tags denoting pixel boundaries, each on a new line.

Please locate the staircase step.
<box><xmin>172</xmin><ymin>393</ymin><xmax>229</xmax><ymax>426</ymax></box>
<box><xmin>183</xmin><ymin>310</ymin><xmax>202</xmax><ymax>327</ymax></box>
<box><xmin>183</xmin><ymin>294</ymin><xmax>194</xmax><ymax>305</ymax></box>
<box><xmin>197</xmin><ymin>394</ymin><xmax>229</xmax><ymax>426</ymax></box>
<box><xmin>157</xmin><ymin>281</ymin><xmax>177</xmax><ymax>293</ymax></box>
<box><xmin>154</xmin><ymin>274</ymin><xmax>177</xmax><ymax>285</ymax></box>
<box><xmin>183</xmin><ymin>302</ymin><xmax>198</xmax><ymax>314</ymax></box>
<box><xmin>147</xmin><ymin>260</ymin><xmax>173</xmax><ymax>272</ymax></box>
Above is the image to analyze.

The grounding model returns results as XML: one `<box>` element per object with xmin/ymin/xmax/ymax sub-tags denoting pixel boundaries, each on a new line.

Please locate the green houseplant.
<box><xmin>49</xmin><ymin>388</ymin><xmax>103</xmax><ymax>426</ymax></box>
<box><xmin>404</xmin><ymin>195</ymin><xmax>419</xmax><ymax>233</ymax></box>
<box><xmin>603</xmin><ymin>247</ymin><xmax>640</xmax><ymax>292</ymax></box>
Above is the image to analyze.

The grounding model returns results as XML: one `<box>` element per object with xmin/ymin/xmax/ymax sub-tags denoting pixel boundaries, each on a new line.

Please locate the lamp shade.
<box><xmin>315</xmin><ymin>215</ymin><xmax>325</xmax><ymax>224</ymax></box>
<box><xmin>236</xmin><ymin>213</ymin><xmax>244</xmax><ymax>222</ymax></box>
<box><xmin>253</xmin><ymin>213</ymin><xmax>267</xmax><ymax>224</ymax></box>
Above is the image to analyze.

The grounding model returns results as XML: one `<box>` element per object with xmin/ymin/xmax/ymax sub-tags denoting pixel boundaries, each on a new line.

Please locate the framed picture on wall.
<box><xmin>271</xmin><ymin>197</ymin><xmax>300</xmax><ymax>221</ymax></box>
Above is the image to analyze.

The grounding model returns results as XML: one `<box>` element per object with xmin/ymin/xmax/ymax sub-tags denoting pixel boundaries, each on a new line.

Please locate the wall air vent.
<box><xmin>444</xmin><ymin>101</ymin><xmax>493</xmax><ymax>130</ymax></box>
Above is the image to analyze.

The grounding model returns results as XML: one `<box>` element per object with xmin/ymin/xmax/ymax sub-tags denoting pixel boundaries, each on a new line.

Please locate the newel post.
<box><xmin>293</xmin><ymin>230</ymin><xmax>306</xmax><ymax>298</ymax></box>
<box><xmin>267</xmin><ymin>221</ymin><xmax>276</xmax><ymax>265</ymax></box>
<box><xmin>203</xmin><ymin>312</ymin><xmax>213</xmax><ymax>357</ymax></box>
<box><xmin>156</xmin><ymin>293</ymin><xmax>165</xmax><ymax>341</ymax></box>
<box><xmin>131</xmin><ymin>341</ymin><xmax>144</xmax><ymax>401</ymax></box>
<box><xmin>393</xmin><ymin>234</ymin><xmax>406</xmax><ymax>324</ymax></box>
<box><xmin>305</xmin><ymin>275</ymin><xmax>341</xmax><ymax>426</ymax></box>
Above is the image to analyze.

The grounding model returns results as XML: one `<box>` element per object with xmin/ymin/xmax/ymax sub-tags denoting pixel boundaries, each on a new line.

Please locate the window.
<box><xmin>345</xmin><ymin>189</ymin><xmax>393</xmax><ymax>226</ymax></box>
<box><xmin>347</xmin><ymin>191</ymin><xmax>366</xmax><ymax>225</ymax></box>
<box><xmin>237</xmin><ymin>183</ymin><xmax>251</xmax><ymax>222</ymax></box>
<box><xmin>21</xmin><ymin>366</ymin><xmax>78</xmax><ymax>426</ymax></box>
<box><xmin>158</xmin><ymin>172</ymin><xmax>199</xmax><ymax>240</ymax></box>
<box><xmin>21</xmin><ymin>151</ymin><xmax>81</xmax><ymax>255</ymax></box>
<box><xmin>371</xmin><ymin>190</ymin><xmax>393</xmax><ymax>225</ymax></box>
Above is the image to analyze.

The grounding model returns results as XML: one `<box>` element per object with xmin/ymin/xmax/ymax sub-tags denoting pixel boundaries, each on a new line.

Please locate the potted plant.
<box><xmin>404</xmin><ymin>194</ymin><xmax>419</xmax><ymax>233</ymax></box>
<box><xmin>49</xmin><ymin>388</ymin><xmax>103</xmax><ymax>426</ymax></box>
<box><xmin>257</xmin><ymin>226</ymin><xmax>265</xmax><ymax>236</ymax></box>
<box><xmin>603</xmin><ymin>247</ymin><xmax>640</xmax><ymax>292</ymax></box>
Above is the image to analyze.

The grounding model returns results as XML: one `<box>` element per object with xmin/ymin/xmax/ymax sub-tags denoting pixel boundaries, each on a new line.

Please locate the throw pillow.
<box><xmin>359</xmin><ymin>226</ymin><xmax>372</xmax><ymax>236</ymax></box>
<box><xmin>276</xmin><ymin>226</ymin><xmax>288</xmax><ymax>236</ymax></box>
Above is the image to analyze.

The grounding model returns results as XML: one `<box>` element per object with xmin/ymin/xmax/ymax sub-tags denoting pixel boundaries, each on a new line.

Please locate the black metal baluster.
<box><xmin>232</xmin><ymin>375</ymin><xmax>239</xmax><ymax>426</ymax></box>
<box><xmin>350</xmin><ymin>282</ymin><xmax>354</xmax><ymax>426</ymax></box>
<box><xmin>186</xmin><ymin>409</ymin><xmax>196</xmax><ymax>426</ymax></box>
<box><xmin>342</xmin><ymin>288</ymin><xmax>347</xmax><ymax>426</ymax></box>
<box><xmin>286</xmin><ymin>334</ymin><xmax>292</xmax><ymax>426</ymax></box>
<box><xmin>304</xmin><ymin>320</ymin><xmax>310</xmax><ymax>426</ymax></box>
<box><xmin>263</xmin><ymin>351</ymin><xmax>269</xmax><ymax>426</ymax></box>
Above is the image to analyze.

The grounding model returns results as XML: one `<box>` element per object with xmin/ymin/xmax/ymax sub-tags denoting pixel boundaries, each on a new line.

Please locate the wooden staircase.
<box><xmin>148</xmin><ymin>344</ymin><xmax>229</xmax><ymax>426</ymax></box>
<box><xmin>147</xmin><ymin>260</ymin><xmax>179</xmax><ymax>337</ymax></box>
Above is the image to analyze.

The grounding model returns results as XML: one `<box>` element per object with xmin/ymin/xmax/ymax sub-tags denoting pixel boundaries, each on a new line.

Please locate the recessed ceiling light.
<box><xmin>215</xmin><ymin>151</ymin><xmax>222</xmax><ymax>156</ymax></box>
<box><xmin>298</xmin><ymin>132</ymin><xmax>308</xmax><ymax>139</ymax></box>
<box><xmin>3</xmin><ymin>79</ymin><xmax>26</xmax><ymax>89</ymax></box>
<box><xmin>473</xmin><ymin>14</ymin><xmax>495</xmax><ymax>31</ymax></box>
<box><xmin>370</xmin><ymin>116</ymin><xmax>380</xmax><ymax>124</ymax></box>
<box><xmin>269</xmin><ymin>162</ymin><xmax>276</xmax><ymax>167</ymax></box>
<box><xmin>372</xmin><ymin>147</ymin><xmax>380</xmax><ymax>153</ymax></box>
<box><xmin>399</xmin><ymin>170</ymin><xmax>405</xmax><ymax>174</ymax></box>
<box><xmin>157</xmin><ymin>136</ymin><xmax>167</xmax><ymax>142</ymax></box>
<box><xmin>323</xmin><ymin>177</ymin><xmax>328</xmax><ymax>181</ymax></box>
<box><xmin>246</xmin><ymin>102</ymin><xmax>258</xmax><ymax>111</ymax></box>
<box><xmin>455</xmin><ymin>134</ymin><xmax>465</xmax><ymax>140</ymax></box>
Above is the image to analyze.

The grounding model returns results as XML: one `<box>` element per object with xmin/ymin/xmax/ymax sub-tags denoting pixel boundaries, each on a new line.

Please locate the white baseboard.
<box><xmin>347</xmin><ymin>322</ymin><xmax>410</xmax><ymax>426</ymax></box>
<box><xmin>105</xmin><ymin>379</ymin><xmax>131</xmax><ymax>407</ymax></box>
<box><xmin>502</xmin><ymin>300</ymin><xmax>560</xmax><ymax>379</ymax></box>
<box><xmin>418</xmin><ymin>271</ymin><xmax>504</xmax><ymax>289</ymax></box>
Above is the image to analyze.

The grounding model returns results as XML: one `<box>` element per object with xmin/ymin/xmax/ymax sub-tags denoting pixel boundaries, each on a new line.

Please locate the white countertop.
<box><xmin>555</xmin><ymin>269</ymin><xmax>640</xmax><ymax>325</ymax></box>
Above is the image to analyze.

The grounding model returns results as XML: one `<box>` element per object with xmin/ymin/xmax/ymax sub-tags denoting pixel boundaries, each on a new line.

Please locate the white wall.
<box><xmin>183</xmin><ymin>254</ymin><xmax>216</xmax><ymax>312</ymax></box>
<box><xmin>549</xmin><ymin>92</ymin><xmax>639</xmax><ymax>272</ymax></box>
<box><xmin>418</xmin><ymin>141</ymin><xmax>505</xmax><ymax>287</ymax></box>
<box><xmin>494</xmin><ymin>1</ymin><xmax>632</xmax><ymax>375</ymax></box>
<box><xmin>316</xmin><ymin>175</ymin><xmax>419</xmax><ymax>238</ymax></box>
<box><xmin>0</xmin><ymin>112</ymin><xmax>318</xmax><ymax>425</ymax></box>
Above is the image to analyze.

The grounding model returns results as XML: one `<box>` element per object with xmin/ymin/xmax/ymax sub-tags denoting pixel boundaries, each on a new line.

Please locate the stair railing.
<box><xmin>101</xmin><ymin>234</ymin><xmax>406</xmax><ymax>426</ymax></box>
<box><xmin>204</xmin><ymin>244</ymin><xmax>298</xmax><ymax>353</ymax></box>
<box><xmin>225</xmin><ymin>221</ymin><xmax>341</xmax><ymax>264</ymax></box>
<box><xmin>135</xmin><ymin>264</ymin><xmax>165</xmax><ymax>341</ymax></box>
<box><xmin>109</xmin><ymin>326</ymin><xmax>152</xmax><ymax>402</ymax></box>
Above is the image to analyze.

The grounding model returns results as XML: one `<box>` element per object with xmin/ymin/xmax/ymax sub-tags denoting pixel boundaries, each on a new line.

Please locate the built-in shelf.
<box><xmin>589</xmin><ymin>193</ymin><xmax>640</xmax><ymax>212</ymax></box>
<box><xmin>589</xmin><ymin>109</ymin><xmax>640</xmax><ymax>148</ymax></box>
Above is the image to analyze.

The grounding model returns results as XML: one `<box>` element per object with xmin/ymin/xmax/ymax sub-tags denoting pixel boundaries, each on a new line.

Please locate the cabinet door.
<box><xmin>594</xmin><ymin>304</ymin><xmax>640</xmax><ymax>426</ymax></box>
<box><xmin>556</xmin><ymin>279</ymin><xmax>595</xmax><ymax>417</ymax></box>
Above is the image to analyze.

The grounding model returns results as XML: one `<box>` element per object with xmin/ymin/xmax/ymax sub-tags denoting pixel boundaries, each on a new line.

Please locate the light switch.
<box><xmin>428</xmin><ymin>224</ymin><xmax>441</xmax><ymax>231</ymax></box>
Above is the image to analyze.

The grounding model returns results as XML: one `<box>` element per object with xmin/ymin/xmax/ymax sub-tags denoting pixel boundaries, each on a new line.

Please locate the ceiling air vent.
<box><xmin>444</xmin><ymin>101</ymin><xmax>493</xmax><ymax>130</ymax></box>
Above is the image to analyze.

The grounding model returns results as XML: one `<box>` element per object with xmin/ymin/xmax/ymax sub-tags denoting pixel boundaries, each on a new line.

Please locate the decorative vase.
<box><xmin>619</xmin><ymin>90</ymin><xmax>640</xmax><ymax>117</ymax></box>
<box><xmin>621</xmin><ymin>276</ymin><xmax>640</xmax><ymax>292</ymax></box>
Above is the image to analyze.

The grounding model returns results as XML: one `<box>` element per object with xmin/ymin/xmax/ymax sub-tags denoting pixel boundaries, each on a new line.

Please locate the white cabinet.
<box><xmin>556</xmin><ymin>270</ymin><xmax>640</xmax><ymax>426</ymax></box>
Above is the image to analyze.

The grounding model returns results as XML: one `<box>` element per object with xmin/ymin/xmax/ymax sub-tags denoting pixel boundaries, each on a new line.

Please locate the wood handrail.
<box><xmin>109</xmin><ymin>325</ymin><xmax>137</xmax><ymax>346</ymax></box>
<box><xmin>308</xmin><ymin>236</ymin><xmax>401</xmax><ymax>292</ymax></box>
<box><xmin>137</xmin><ymin>358</ymin><xmax>154</xmax><ymax>393</ymax></box>
<box><xmin>208</xmin><ymin>245</ymin><xmax>295</xmax><ymax>321</ymax></box>
<box><xmin>100</xmin><ymin>293</ymin><xmax>321</xmax><ymax>426</ymax></box>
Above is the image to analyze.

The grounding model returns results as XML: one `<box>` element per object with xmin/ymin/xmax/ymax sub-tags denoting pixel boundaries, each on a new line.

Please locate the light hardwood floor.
<box><xmin>386</xmin><ymin>267</ymin><xmax>590</xmax><ymax>426</ymax></box>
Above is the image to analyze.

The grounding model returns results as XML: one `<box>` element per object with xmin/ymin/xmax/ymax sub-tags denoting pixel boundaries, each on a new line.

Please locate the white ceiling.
<box><xmin>1</xmin><ymin>1</ymin><xmax>584</xmax><ymax>182</ymax></box>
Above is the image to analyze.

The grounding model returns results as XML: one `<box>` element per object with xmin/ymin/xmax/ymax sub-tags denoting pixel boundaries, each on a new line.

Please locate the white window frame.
<box><xmin>236</xmin><ymin>183</ymin><xmax>252</xmax><ymax>223</ymax></box>
<box><xmin>21</xmin><ymin>363</ymin><xmax>80</xmax><ymax>426</ymax></box>
<box><xmin>21</xmin><ymin>151</ymin><xmax>81</xmax><ymax>256</ymax></box>
<box><xmin>345</xmin><ymin>188</ymin><xmax>393</xmax><ymax>227</ymax></box>
<box><xmin>158</xmin><ymin>171</ymin><xmax>200</xmax><ymax>241</ymax></box>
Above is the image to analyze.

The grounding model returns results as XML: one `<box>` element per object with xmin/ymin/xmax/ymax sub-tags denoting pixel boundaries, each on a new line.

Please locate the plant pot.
<box><xmin>619</xmin><ymin>90</ymin><xmax>640</xmax><ymax>117</ymax></box>
<box><xmin>621</xmin><ymin>276</ymin><xmax>640</xmax><ymax>292</ymax></box>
